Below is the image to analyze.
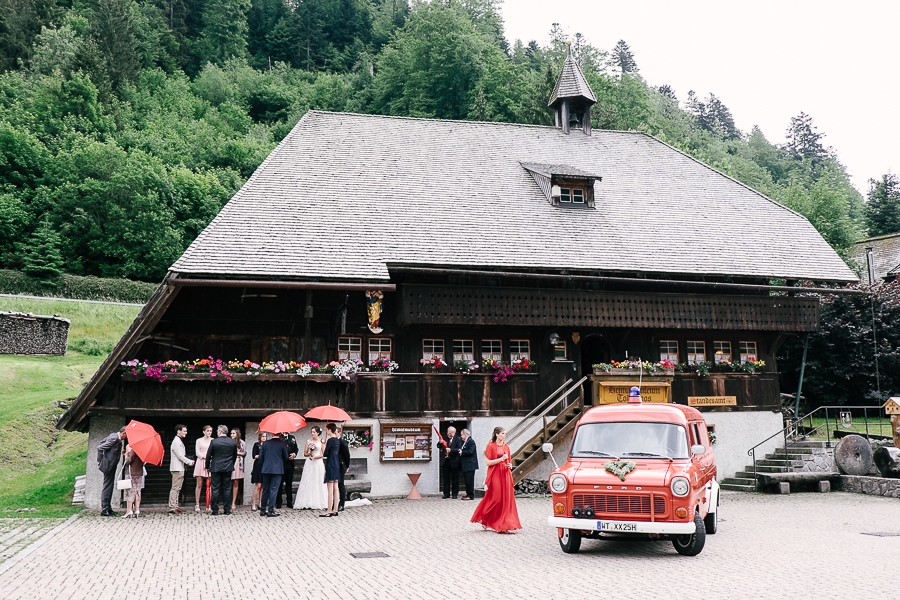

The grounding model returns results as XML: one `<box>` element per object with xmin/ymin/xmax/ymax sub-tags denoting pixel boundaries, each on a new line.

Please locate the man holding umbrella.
<box><xmin>206</xmin><ymin>425</ymin><xmax>238</xmax><ymax>515</ymax></box>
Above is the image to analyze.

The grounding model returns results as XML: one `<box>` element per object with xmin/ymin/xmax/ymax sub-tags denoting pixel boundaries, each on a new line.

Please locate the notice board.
<box><xmin>380</xmin><ymin>422</ymin><xmax>432</xmax><ymax>461</ymax></box>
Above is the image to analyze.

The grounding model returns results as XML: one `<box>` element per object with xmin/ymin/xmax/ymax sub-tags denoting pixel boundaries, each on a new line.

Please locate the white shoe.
<box><xmin>122</xmin><ymin>511</ymin><xmax>134</xmax><ymax>519</ymax></box>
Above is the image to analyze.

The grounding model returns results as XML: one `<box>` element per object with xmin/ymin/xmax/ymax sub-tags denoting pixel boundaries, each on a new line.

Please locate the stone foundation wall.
<box><xmin>0</xmin><ymin>311</ymin><xmax>69</xmax><ymax>355</ymax></box>
<box><xmin>798</xmin><ymin>448</ymin><xmax>835</xmax><ymax>472</ymax></box>
<box><xmin>837</xmin><ymin>475</ymin><xmax>900</xmax><ymax>498</ymax></box>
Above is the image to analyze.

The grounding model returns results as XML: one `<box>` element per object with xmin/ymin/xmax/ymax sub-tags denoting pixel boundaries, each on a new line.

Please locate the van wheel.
<box><xmin>559</xmin><ymin>529</ymin><xmax>582</xmax><ymax>554</ymax></box>
<box><xmin>673</xmin><ymin>511</ymin><xmax>706</xmax><ymax>556</ymax></box>
<box><xmin>703</xmin><ymin>509</ymin><xmax>717</xmax><ymax>535</ymax></box>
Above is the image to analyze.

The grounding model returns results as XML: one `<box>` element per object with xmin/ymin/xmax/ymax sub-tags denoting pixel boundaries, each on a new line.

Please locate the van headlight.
<box><xmin>671</xmin><ymin>477</ymin><xmax>690</xmax><ymax>497</ymax></box>
<box><xmin>549</xmin><ymin>474</ymin><xmax>568</xmax><ymax>493</ymax></box>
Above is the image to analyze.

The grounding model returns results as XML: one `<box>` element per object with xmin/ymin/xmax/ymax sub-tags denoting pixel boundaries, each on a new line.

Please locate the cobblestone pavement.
<box><xmin>0</xmin><ymin>492</ymin><xmax>897</xmax><ymax>600</ymax></box>
<box><xmin>0</xmin><ymin>519</ymin><xmax>65</xmax><ymax>566</ymax></box>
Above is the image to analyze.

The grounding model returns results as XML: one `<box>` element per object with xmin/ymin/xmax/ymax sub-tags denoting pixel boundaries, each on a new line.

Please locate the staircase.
<box><xmin>720</xmin><ymin>440</ymin><xmax>834</xmax><ymax>491</ymax></box>
<box><xmin>506</xmin><ymin>377</ymin><xmax>587</xmax><ymax>484</ymax></box>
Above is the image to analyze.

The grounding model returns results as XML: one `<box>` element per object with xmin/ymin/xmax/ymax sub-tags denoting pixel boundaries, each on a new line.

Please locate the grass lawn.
<box><xmin>0</xmin><ymin>297</ymin><xmax>138</xmax><ymax>516</ymax></box>
<box><xmin>802</xmin><ymin>416</ymin><xmax>896</xmax><ymax>440</ymax></box>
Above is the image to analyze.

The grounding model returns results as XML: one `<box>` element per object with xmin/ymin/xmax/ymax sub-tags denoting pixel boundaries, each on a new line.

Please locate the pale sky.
<box><xmin>500</xmin><ymin>0</ymin><xmax>899</xmax><ymax>194</ymax></box>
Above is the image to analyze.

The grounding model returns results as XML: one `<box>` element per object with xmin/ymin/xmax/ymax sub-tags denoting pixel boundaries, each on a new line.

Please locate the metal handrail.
<box><xmin>747</xmin><ymin>404</ymin><xmax>885</xmax><ymax>485</ymax></box>
<box><xmin>507</xmin><ymin>376</ymin><xmax>588</xmax><ymax>453</ymax></box>
<box><xmin>505</xmin><ymin>378</ymin><xmax>573</xmax><ymax>442</ymax></box>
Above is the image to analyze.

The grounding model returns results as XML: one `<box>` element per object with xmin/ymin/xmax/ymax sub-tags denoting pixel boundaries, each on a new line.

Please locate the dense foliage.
<box><xmin>0</xmin><ymin>0</ymin><xmax>879</xmax><ymax>282</ymax></box>
<box><xmin>778</xmin><ymin>283</ymin><xmax>900</xmax><ymax>409</ymax></box>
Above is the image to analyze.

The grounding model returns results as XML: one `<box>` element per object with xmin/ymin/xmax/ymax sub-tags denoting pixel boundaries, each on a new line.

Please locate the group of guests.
<box><xmin>439</xmin><ymin>425</ymin><xmax>521</xmax><ymax>534</ymax></box>
<box><xmin>251</xmin><ymin>423</ymin><xmax>349</xmax><ymax>517</ymax></box>
<box><xmin>98</xmin><ymin>421</ymin><xmax>521</xmax><ymax>534</ymax></box>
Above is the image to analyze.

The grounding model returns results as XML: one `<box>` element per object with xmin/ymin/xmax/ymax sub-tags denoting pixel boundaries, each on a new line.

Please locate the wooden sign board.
<box><xmin>596</xmin><ymin>382</ymin><xmax>670</xmax><ymax>405</ymax></box>
<box><xmin>883</xmin><ymin>398</ymin><xmax>900</xmax><ymax>415</ymax></box>
<box><xmin>380</xmin><ymin>423</ymin><xmax>432</xmax><ymax>461</ymax></box>
<box><xmin>688</xmin><ymin>396</ymin><xmax>737</xmax><ymax>407</ymax></box>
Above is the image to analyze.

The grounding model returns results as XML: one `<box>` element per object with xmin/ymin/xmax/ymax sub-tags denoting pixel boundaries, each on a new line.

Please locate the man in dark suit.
<box><xmin>258</xmin><ymin>432</ymin><xmax>289</xmax><ymax>517</ymax></box>
<box><xmin>336</xmin><ymin>426</ymin><xmax>351</xmax><ymax>511</ymax></box>
<box><xmin>276</xmin><ymin>432</ymin><xmax>298</xmax><ymax>509</ymax></box>
<box><xmin>459</xmin><ymin>428</ymin><xmax>478</xmax><ymax>500</ymax></box>
<box><xmin>97</xmin><ymin>427</ymin><xmax>127</xmax><ymax>516</ymax></box>
<box><xmin>437</xmin><ymin>426</ymin><xmax>463</xmax><ymax>499</ymax></box>
<box><xmin>206</xmin><ymin>425</ymin><xmax>238</xmax><ymax>515</ymax></box>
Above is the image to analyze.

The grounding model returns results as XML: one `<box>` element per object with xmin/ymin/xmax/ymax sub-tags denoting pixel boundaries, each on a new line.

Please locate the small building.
<box><xmin>59</xmin><ymin>49</ymin><xmax>857</xmax><ymax>507</ymax></box>
<box><xmin>850</xmin><ymin>232</ymin><xmax>900</xmax><ymax>284</ymax></box>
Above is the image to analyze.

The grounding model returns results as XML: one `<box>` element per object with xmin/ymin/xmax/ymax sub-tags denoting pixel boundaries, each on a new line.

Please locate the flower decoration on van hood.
<box><xmin>604</xmin><ymin>460</ymin><xmax>636</xmax><ymax>481</ymax></box>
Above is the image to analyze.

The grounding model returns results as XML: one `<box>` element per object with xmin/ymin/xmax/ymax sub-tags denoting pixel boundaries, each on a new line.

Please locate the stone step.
<box><xmin>769</xmin><ymin>447</ymin><xmax>818</xmax><ymax>456</ymax></box>
<box><xmin>769</xmin><ymin>452</ymin><xmax>825</xmax><ymax>461</ymax></box>
<box><xmin>753</xmin><ymin>465</ymin><xmax>795</xmax><ymax>473</ymax></box>
<box><xmin>757</xmin><ymin>459</ymin><xmax>804</xmax><ymax>468</ymax></box>
<box><xmin>723</xmin><ymin>476</ymin><xmax>757</xmax><ymax>486</ymax></box>
<box><xmin>720</xmin><ymin>481</ymin><xmax>758</xmax><ymax>492</ymax></box>
<box><xmin>787</xmin><ymin>441</ymin><xmax>831</xmax><ymax>448</ymax></box>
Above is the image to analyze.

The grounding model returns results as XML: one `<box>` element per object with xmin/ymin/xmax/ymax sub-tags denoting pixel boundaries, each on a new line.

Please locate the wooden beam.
<box><xmin>57</xmin><ymin>277</ymin><xmax>182</xmax><ymax>431</ymax></box>
<box><xmin>169</xmin><ymin>279</ymin><xmax>395</xmax><ymax>291</ymax></box>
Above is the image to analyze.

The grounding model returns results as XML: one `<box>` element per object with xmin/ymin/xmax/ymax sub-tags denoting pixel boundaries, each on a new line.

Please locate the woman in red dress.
<box><xmin>470</xmin><ymin>427</ymin><xmax>522</xmax><ymax>533</ymax></box>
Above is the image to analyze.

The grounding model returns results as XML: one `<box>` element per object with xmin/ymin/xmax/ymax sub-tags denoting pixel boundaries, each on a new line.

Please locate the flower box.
<box><xmin>592</xmin><ymin>368</ymin><xmax>675</xmax><ymax>377</ymax></box>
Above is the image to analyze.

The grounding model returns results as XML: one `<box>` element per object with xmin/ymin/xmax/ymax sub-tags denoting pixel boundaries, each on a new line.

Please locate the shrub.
<box><xmin>0</xmin><ymin>270</ymin><xmax>156</xmax><ymax>303</ymax></box>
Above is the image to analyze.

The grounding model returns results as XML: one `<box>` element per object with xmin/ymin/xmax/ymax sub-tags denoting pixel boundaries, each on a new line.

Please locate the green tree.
<box><xmin>784</xmin><ymin>112</ymin><xmax>828</xmax><ymax>161</ymax></box>
<box><xmin>610</xmin><ymin>39</ymin><xmax>637</xmax><ymax>74</ymax></box>
<box><xmin>18</xmin><ymin>217</ymin><xmax>64</xmax><ymax>281</ymax></box>
<box><xmin>373</xmin><ymin>2</ymin><xmax>490</xmax><ymax>119</ymax></box>
<box><xmin>686</xmin><ymin>91</ymin><xmax>739</xmax><ymax>140</ymax></box>
<box><xmin>865</xmin><ymin>173</ymin><xmax>900</xmax><ymax>236</ymax></box>
<box><xmin>198</xmin><ymin>0</ymin><xmax>252</xmax><ymax>66</ymax></box>
<box><xmin>91</xmin><ymin>0</ymin><xmax>143</xmax><ymax>90</ymax></box>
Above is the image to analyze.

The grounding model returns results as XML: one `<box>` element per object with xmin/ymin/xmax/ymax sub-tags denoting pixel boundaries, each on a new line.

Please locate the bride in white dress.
<box><xmin>294</xmin><ymin>426</ymin><xmax>328</xmax><ymax>509</ymax></box>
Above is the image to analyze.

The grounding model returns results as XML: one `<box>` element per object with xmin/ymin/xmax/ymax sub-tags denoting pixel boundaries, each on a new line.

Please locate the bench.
<box><xmin>757</xmin><ymin>472</ymin><xmax>840</xmax><ymax>494</ymax></box>
<box><xmin>345</xmin><ymin>458</ymin><xmax>372</xmax><ymax>500</ymax></box>
<box><xmin>832</xmin><ymin>429</ymin><xmax>894</xmax><ymax>441</ymax></box>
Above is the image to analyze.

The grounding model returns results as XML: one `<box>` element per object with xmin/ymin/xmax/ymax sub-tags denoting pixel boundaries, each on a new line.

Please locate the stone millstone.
<box><xmin>834</xmin><ymin>434</ymin><xmax>874</xmax><ymax>475</ymax></box>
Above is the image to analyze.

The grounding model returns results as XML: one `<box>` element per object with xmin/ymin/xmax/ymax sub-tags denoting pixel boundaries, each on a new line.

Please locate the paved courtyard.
<box><xmin>0</xmin><ymin>492</ymin><xmax>897</xmax><ymax>600</ymax></box>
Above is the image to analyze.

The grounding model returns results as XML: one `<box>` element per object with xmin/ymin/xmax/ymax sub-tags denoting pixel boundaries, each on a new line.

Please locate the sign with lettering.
<box><xmin>687</xmin><ymin>396</ymin><xmax>737</xmax><ymax>407</ymax></box>
<box><xmin>596</xmin><ymin>382</ymin><xmax>670</xmax><ymax>405</ymax></box>
<box><xmin>379</xmin><ymin>422</ymin><xmax>432</xmax><ymax>461</ymax></box>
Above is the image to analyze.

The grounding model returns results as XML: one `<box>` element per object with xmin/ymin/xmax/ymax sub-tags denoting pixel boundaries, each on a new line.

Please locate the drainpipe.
<box><xmin>794</xmin><ymin>333</ymin><xmax>809</xmax><ymax>429</ymax></box>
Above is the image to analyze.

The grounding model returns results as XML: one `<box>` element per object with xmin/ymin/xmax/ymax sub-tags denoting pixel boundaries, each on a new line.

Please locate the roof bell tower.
<box><xmin>548</xmin><ymin>41</ymin><xmax>597</xmax><ymax>135</ymax></box>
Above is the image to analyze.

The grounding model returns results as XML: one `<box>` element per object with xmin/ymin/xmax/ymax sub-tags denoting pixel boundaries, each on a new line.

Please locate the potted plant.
<box><xmin>592</xmin><ymin>359</ymin><xmax>675</xmax><ymax>377</ymax></box>
<box><xmin>420</xmin><ymin>356</ymin><xmax>447</xmax><ymax>372</ymax></box>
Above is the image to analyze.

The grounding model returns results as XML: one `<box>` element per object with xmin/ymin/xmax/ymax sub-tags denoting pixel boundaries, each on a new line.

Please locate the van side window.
<box><xmin>691</xmin><ymin>423</ymin><xmax>704</xmax><ymax>450</ymax></box>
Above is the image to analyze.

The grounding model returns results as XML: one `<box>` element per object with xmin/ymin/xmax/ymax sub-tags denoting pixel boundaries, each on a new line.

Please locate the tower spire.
<box><xmin>548</xmin><ymin>40</ymin><xmax>597</xmax><ymax>134</ymax></box>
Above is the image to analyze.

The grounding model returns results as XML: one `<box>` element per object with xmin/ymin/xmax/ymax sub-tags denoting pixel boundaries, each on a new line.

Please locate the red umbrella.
<box><xmin>259</xmin><ymin>411</ymin><xmax>307</xmax><ymax>433</ymax></box>
<box><xmin>305</xmin><ymin>404</ymin><xmax>352</xmax><ymax>422</ymax></box>
<box><xmin>124</xmin><ymin>420</ymin><xmax>165</xmax><ymax>466</ymax></box>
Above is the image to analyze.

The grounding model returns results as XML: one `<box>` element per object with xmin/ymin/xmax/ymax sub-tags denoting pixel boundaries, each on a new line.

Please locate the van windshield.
<box><xmin>571</xmin><ymin>422</ymin><xmax>689</xmax><ymax>459</ymax></box>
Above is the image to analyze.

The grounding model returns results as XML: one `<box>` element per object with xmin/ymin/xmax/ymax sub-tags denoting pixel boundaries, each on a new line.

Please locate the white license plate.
<box><xmin>598</xmin><ymin>521</ymin><xmax>638</xmax><ymax>532</ymax></box>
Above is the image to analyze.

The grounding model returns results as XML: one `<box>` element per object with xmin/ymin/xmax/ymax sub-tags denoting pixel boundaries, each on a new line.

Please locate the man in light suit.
<box><xmin>459</xmin><ymin>429</ymin><xmax>479</xmax><ymax>500</ymax></box>
<box><xmin>258</xmin><ymin>432</ymin><xmax>289</xmax><ymax>517</ymax></box>
<box><xmin>97</xmin><ymin>427</ymin><xmax>127</xmax><ymax>516</ymax></box>
<box><xmin>168</xmin><ymin>424</ymin><xmax>195</xmax><ymax>514</ymax></box>
<box><xmin>206</xmin><ymin>425</ymin><xmax>238</xmax><ymax>515</ymax></box>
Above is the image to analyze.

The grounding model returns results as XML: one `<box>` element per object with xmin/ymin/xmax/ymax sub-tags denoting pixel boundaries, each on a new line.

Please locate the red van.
<box><xmin>545</xmin><ymin>390</ymin><xmax>719</xmax><ymax>555</ymax></box>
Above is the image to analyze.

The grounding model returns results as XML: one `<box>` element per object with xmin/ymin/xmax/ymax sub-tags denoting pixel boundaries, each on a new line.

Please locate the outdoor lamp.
<box><xmin>549</xmin><ymin>332</ymin><xmax>560</xmax><ymax>346</ymax></box>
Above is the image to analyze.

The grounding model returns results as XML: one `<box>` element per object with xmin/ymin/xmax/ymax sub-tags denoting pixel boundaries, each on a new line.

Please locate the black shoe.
<box><xmin>101</xmin><ymin>510</ymin><xmax>119</xmax><ymax>517</ymax></box>
<box><xmin>223</xmin><ymin>511</ymin><xmax>231</xmax><ymax>515</ymax></box>
<box><xmin>442</xmin><ymin>496</ymin><xmax>450</xmax><ymax>499</ymax></box>
<box><xmin>267</xmin><ymin>512</ymin><xmax>280</xmax><ymax>518</ymax></box>
<box><xmin>338</xmin><ymin>506</ymin><xmax>345</xmax><ymax>512</ymax></box>
<box><xmin>451</xmin><ymin>496</ymin><xmax>458</xmax><ymax>499</ymax></box>
<box><xmin>210</xmin><ymin>511</ymin><xmax>219</xmax><ymax>516</ymax></box>
<box><xmin>260</xmin><ymin>511</ymin><xmax>267</xmax><ymax>517</ymax></box>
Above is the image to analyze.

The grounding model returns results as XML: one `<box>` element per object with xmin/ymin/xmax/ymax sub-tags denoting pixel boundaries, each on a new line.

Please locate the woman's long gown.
<box><xmin>470</xmin><ymin>441</ymin><xmax>522</xmax><ymax>532</ymax></box>
<box><xmin>293</xmin><ymin>439</ymin><xmax>328</xmax><ymax>509</ymax></box>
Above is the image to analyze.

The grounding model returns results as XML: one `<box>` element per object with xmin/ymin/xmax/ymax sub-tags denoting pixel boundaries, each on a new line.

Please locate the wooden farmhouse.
<box><xmin>850</xmin><ymin>232</ymin><xmax>900</xmax><ymax>284</ymax></box>
<box><xmin>60</xmin><ymin>51</ymin><xmax>857</xmax><ymax>506</ymax></box>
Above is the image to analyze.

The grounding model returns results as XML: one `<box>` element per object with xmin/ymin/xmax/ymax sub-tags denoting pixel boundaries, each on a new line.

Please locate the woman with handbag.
<box><xmin>122</xmin><ymin>444</ymin><xmax>145</xmax><ymax>518</ymax></box>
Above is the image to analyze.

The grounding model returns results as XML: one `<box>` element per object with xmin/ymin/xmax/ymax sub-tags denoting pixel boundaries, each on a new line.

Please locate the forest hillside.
<box><xmin>0</xmin><ymin>0</ymin><xmax>884</xmax><ymax>282</ymax></box>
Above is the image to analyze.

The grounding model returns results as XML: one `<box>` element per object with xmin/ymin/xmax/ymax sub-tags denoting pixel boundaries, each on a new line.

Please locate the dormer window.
<box><xmin>560</xmin><ymin>188</ymin><xmax>584</xmax><ymax>204</ymax></box>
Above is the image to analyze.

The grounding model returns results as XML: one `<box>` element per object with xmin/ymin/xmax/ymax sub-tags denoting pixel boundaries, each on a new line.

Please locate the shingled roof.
<box><xmin>548</xmin><ymin>46</ymin><xmax>597</xmax><ymax>106</ymax></box>
<box><xmin>171</xmin><ymin>111</ymin><xmax>856</xmax><ymax>284</ymax></box>
<box><xmin>850</xmin><ymin>232</ymin><xmax>900</xmax><ymax>282</ymax></box>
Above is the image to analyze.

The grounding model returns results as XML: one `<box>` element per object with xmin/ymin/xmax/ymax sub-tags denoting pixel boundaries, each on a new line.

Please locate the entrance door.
<box><xmin>580</xmin><ymin>335</ymin><xmax>611</xmax><ymax>404</ymax></box>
